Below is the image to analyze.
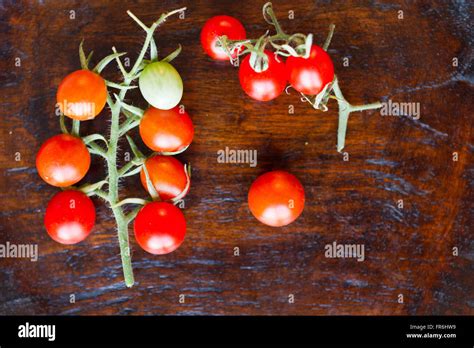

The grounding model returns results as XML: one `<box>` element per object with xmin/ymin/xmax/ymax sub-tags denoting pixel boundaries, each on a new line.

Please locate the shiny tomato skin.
<box><xmin>239</xmin><ymin>51</ymin><xmax>287</xmax><ymax>102</ymax></box>
<box><xmin>248</xmin><ymin>170</ymin><xmax>305</xmax><ymax>227</ymax></box>
<box><xmin>134</xmin><ymin>202</ymin><xmax>186</xmax><ymax>255</ymax></box>
<box><xmin>201</xmin><ymin>15</ymin><xmax>246</xmax><ymax>60</ymax></box>
<box><xmin>139</xmin><ymin>106</ymin><xmax>194</xmax><ymax>153</ymax></box>
<box><xmin>44</xmin><ymin>190</ymin><xmax>95</xmax><ymax>245</ymax></box>
<box><xmin>36</xmin><ymin>134</ymin><xmax>91</xmax><ymax>187</ymax></box>
<box><xmin>285</xmin><ymin>45</ymin><xmax>334</xmax><ymax>95</ymax></box>
<box><xmin>56</xmin><ymin>69</ymin><xmax>107</xmax><ymax>120</ymax></box>
<box><xmin>140</xmin><ymin>155</ymin><xmax>189</xmax><ymax>201</ymax></box>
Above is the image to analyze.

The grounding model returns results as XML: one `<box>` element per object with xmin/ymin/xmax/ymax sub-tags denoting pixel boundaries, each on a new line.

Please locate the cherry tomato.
<box><xmin>285</xmin><ymin>45</ymin><xmax>334</xmax><ymax>95</ymax></box>
<box><xmin>56</xmin><ymin>69</ymin><xmax>107</xmax><ymax>120</ymax></box>
<box><xmin>139</xmin><ymin>61</ymin><xmax>183</xmax><ymax>110</ymax></box>
<box><xmin>201</xmin><ymin>15</ymin><xmax>246</xmax><ymax>61</ymax></box>
<box><xmin>239</xmin><ymin>51</ymin><xmax>287</xmax><ymax>102</ymax></box>
<box><xmin>248</xmin><ymin>170</ymin><xmax>305</xmax><ymax>227</ymax></box>
<box><xmin>44</xmin><ymin>190</ymin><xmax>95</xmax><ymax>245</ymax></box>
<box><xmin>140</xmin><ymin>155</ymin><xmax>189</xmax><ymax>201</ymax></box>
<box><xmin>139</xmin><ymin>106</ymin><xmax>194</xmax><ymax>153</ymax></box>
<box><xmin>36</xmin><ymin>134</ymin><xmax>91</xmax><ymax>187</ymax></box>
<box><xmin>134</xmin><ymin>202</ymin><xmax>186</xmax><ymax>255</ymax></box>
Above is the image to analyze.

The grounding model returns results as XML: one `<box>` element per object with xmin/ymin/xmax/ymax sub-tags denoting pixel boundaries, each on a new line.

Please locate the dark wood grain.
<box><xmin>0</xmin><ymin>0</ymin><xmax>472</xmax><ymax>315</ymax></box>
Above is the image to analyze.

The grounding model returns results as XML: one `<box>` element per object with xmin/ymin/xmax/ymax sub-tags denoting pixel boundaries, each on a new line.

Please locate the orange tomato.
<box><xmin>248</xmin><ymin>170</ymin><xmax>305</xmax><ymax>227</ymax></box>
<box><xmin>56</xmin><ymin>69</ymin><xmax>107</xmax><ymax>120</ymax></box>
<box><xmin>139</xmin><ymin>106</ymin><xmax>194</xmax><ymax>153</ymax></box>
<box><xmin>140</xmin><ymin>155</ymin><xmax>189</xmax><ymax>201</ymax></box>
<box><xmin>36</xmin><ymin>134</ymin><xmax>91</xmax><ymax>187</ymax></box>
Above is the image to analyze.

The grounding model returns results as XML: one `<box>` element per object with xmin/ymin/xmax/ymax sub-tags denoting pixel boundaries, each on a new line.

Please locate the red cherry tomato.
<box><xmin>201</xmin><ymin>15</ymin><xmax>246</xmax><ymax>61</ymax></box>
<box><xmin>36</xmin><ymin>134</ymin><xmax>91</xmax><ymax>187</ymax></box>
<box><xmin>56</xmin><ymin>69</ymin><xmax>107</xmax><ymax>120</ymax></box>
<box><xmin>140</xmin><ymin>155</ymin><xmax>189</xmax><ymax>201</ymax></box>
<box><xmin>139</xmin><ymin>106</ymin><xmax>194</xmax><ymax>153</ymax></box>
<box><xmin>285</xmin><ymin>45</ymin><xmax>334</xmax><ymax>95</ymax></box>
<box><xmin>44</xmin><ymin>190</ymin><xmax>95</xmax><ymax>245</ymax></box>
<box><xmin>239</xmin><ymin>51</ymin><xmax>287</xmax><ymax>102</ymax></box>
<box><xmin>134</xmin><ymin>202</ymin><xmax>186</xmax><ymax>255</ymax></box>
<box><xmin>248</xmin><ymin>170</ymin><xmax>305</xmax><ymax>227</ymax></box>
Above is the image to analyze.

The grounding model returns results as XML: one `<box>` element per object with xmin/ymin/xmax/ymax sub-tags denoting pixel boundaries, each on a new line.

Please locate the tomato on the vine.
<box><xmin>285</xmin><ymin>45</ymin><xmax>334</xmax><ymax>95</ymax></box>
<box><xmin>139</xmin><ymin>61</ymin><xmax>183</xmax><ymax>110</ymax></box>
<box><xmin>139</xmin><ymin>106</ymin><xmax>194</xmax><ymax>153</ymax></box>
<box><xmin>201</xmin><ymin>15</ymin><xmax>246</xmax><ymax>61</ymax></box>
<box><xmin>134</xmin><ymin>202</ymin><xmax>186</xmax><ymax>255</ymax></box>
<box><xmin>239</xmin><ymin>50</ymin><xmax>287</xmax><ymax>102</ymax></box>
<box><xmin>56</xmin><ymin>69</ymin><xmax>107</xmax><ymax>120</ymax></box>
<box><xmin>140</xmin><ymin>155</ymin><xmax>189</xmax><ymax>201</ymax></box>
<box><xmin>44</xmin><ymin>190</ymin><xmax>95</xmax><ymax>245</ymax></box>
<box><xmin>36</xmin><ymin>134</ymin><xmax>91</xmax><ymax>187</ymax></box>
<box><xmin>248</xmin><ymin>170</ymin><xmax>305</xmax><ymax>227</ymax></box>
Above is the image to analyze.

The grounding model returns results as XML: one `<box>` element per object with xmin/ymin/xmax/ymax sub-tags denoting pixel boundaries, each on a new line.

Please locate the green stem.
<box><xmin>92</xmin><ymin>189</ymin><xmax>110</xmax><ymax>201</ymax></box>
<box><xmin>349</xmin><ymin>102</ymin><xmax>383</xmax><ymax>112</ymax></box>
<box><xmin>323</xmin><ymin>24</ymin><xmax>336</xmax><ymax>51</ymax></box>
<box><xmin>263</xmin><ymin>2</ymin><xmax>285</xmax><ymax>37</ymax></box>
<box><xmin>119</xmin><ymin>119</ymin><xmax>140</xmax><ymax>137</ymax></box>
<box><xmin>332</xmin><ymin>77</ymin><xmax>382</xmax><ymax>152</ymax></box>
<box><xmin>72</xmin><ymin>119</ymin><xmax>80</xmax><ymax>137</ymax></box>
<box><xmin>87</xmin><ymin>142</ymin><xmax>107</xmax><ymax>159</ymax></box>
<box><xmin>82</xmin><ymin>133</ymin><xmax>108</xmax><ymax>146</ymax></box>
<box><xmin>101</xmin><ymin>12</ymin><xmax>161</xmax><ymax>288</ymax></box>
<box><xmin>113</xmin><ymin>197</ymin><xmax>148</xmax><ymax>208</ymax></box>
<box><xmin>118</xmin><ymin>159</ymin><xmax>137</xmax><ymax>177</ymax></box>
<box><xmin>113</xmin><ymin>207</ymin><xmax>134</xmax><ymax>287</ymax></box>
<box><xmin>99</xmin><ymin>26</ymin><xmax>148</xmax><ymax>289</ymax></box>
<box><xmin>59</xmin><ymin>114</ymin><xmax>68</xmax><ymax>134</ymax></box>
<box><xmin>126</xmin><ymin>206</ymin><xmax>142</xmax><ymax>224</ymax></box>
<box><xmin>107</xmin><ymin>102</ymin><xmax>134</xmax><ymax>287</ymax></box>
<box><xmin>102</xmin><ymin>9</ymin><xmax>184</xmax><ymax>287</ymax></box>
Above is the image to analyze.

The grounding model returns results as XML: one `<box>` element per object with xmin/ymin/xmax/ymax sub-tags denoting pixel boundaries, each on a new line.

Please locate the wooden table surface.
<box><xmin>0</xmin><ymin>0</ymin><xmax>472</xmax><ymax>315</ymax></box>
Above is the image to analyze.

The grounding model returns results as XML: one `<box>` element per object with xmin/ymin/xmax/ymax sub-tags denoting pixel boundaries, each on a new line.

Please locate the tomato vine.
<box><xmin>38</xmin><ymin>7</ymin><xmax>191</xmax><ymax>288</ymax></box>
<box><xmin>216</xmin><ymin>2</ymin><xmax>382</xmax><ymax>152</ymax></box>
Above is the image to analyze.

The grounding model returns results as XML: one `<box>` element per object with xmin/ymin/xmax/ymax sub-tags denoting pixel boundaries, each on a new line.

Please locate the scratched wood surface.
<box><xmin>0</xmin><ymin>0</ymin><xmax>472</xmax><ymax>315</ymax></box>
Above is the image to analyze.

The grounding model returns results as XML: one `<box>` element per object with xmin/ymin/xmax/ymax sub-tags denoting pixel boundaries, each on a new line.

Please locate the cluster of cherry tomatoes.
<box><xmin>201</xmin><ymin>15</ymin><xmax>335</xmax><ymax>102</ymax></box>
<box><xmin>136</xmin><ymin>104</ymin><xmax>194</xmax><ymax>255</ymax></box>
<box><xmin>133</xmin><ymin>104</ymin><xmax>194</xmax><ymax>255</ymax></box>
<box><xmin>37</xmin><ymin>70</ymin><xmax>104</xmax><ymax>244</ymax></box>
<box><xmin>37</xmin><ymin>56</ymin><xmax>194</xmax><ymax>255</ymax></box>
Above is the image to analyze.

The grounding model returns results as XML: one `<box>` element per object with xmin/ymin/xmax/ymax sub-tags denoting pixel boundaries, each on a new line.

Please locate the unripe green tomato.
<box><xmin>139</xmin><ymin>61</ymin><xmax>183</xmax><ymax>110</ymax></box>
